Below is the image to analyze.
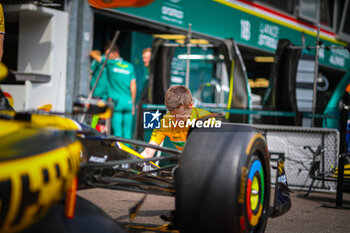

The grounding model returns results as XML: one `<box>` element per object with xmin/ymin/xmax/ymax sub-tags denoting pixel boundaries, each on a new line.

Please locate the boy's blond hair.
<box><xmin>165</xmin><ymin>85</ymin><xmax>192</xmax><ymax>111</ymax></box>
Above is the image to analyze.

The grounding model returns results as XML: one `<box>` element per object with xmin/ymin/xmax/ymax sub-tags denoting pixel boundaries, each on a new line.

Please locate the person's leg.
<box><xmin>112</xmin><ymin>111</ymin><xmax>123</xmax><ymax>137</ymax></box>
<box><xmin>122</xmin><ymin>111</ymin><xmax>133</xmax><ymax>139</ymax></box>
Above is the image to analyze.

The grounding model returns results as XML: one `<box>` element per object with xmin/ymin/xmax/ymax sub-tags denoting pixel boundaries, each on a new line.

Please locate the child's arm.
<box><xmin>140</xmin><ymin>141</ymin><xmax>159</xmax><ymax>159</ymax></box>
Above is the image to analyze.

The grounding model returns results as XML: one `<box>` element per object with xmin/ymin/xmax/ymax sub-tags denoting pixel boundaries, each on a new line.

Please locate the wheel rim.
<box><xmin>250</xmin><ymin>176</ymin><xmax>260</xmax><ymax>211</ymax></box>
<box><xmin>246</xmin><ymin>159</ymin><xmax>265</xmax><ymax>227</ymax></box>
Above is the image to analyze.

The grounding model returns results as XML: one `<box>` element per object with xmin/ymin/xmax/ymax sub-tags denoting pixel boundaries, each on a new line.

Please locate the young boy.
<box><xmin>141</xmin><ymin>85</ymin><xmax>212</xmax><ymax>158</ymax></box>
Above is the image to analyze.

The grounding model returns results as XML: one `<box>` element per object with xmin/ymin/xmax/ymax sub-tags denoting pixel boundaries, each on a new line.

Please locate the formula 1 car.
<box><xmin>0</xmin><ymin>64</ymin><xmax>291</xmax><ymax>233</ymax></box>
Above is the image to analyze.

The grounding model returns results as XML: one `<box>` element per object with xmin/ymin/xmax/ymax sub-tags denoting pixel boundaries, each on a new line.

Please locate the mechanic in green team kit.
<box><xmin>90</xmin><ymin>42</ymin><xmax>137</xmax><ymax>139</ymax></box>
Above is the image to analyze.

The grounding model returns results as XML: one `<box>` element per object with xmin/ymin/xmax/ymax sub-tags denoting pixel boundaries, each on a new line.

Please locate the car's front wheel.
<box><xmin>175</xmin><ymin>123</ymin><xmax>270</xmax><ymax>233</ymax></box>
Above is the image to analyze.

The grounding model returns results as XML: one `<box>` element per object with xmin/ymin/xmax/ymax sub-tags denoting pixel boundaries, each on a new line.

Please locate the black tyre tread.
<box><xmin>176</xmin><ymin>123</ymin><xmax>270</xmax><ymax>233</ymax></box>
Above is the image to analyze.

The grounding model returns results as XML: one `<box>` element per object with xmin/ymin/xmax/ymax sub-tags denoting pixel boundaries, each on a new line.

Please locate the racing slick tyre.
<box><xmin>0</xmin><ymin>124</ymin><xmax>81</xmax><ymax>233</ymax></box>
<box><xmin>175</xmin><ymin>123</ymin><xmax>270</xmax><ymax>233</ymax></box>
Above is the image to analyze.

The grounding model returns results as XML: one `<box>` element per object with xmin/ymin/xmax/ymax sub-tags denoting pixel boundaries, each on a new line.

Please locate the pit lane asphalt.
<box><xmin>78</xmin><ymin>188</ymin><xmax>350</xmax><ymax>233</ymax></box>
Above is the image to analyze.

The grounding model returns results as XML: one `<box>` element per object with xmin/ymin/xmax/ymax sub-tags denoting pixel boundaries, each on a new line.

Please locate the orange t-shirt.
<box><xmin>150</xmin><ymin>107</ymin><xmax>212</xmax><ymax>151</ymax></box>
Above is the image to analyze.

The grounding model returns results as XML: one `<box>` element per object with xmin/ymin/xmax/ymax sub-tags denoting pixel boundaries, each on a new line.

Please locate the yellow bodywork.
<box><xmin>0</xmin><ymin>114</ymin><xmax>82</xmax><ymax>233</ymax></box>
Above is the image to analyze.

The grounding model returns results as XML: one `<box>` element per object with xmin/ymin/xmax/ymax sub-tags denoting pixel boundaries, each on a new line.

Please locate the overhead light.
<box><xmin>175</xmin><ymin>39</ymin><xmax>210</xmax><ymax>44</ymax></box>
<box><xmin>178</xmin><ymin>54</ymin><xmax>211</xmax><ymax>60</ymax></box>
<box><xmin>153</xmin><ymin>34</ymin><xmax>210</xmax><ymax>45</ymax></box>
<box><xmin>254</xmin><ymin>56</ymin><xmax>275</xmax><ymax>63</ymax></box>
<box><xmin>153</xmin><ymin>34</ymin><xmax>186</xmax><ymax>40</ymax></box>
<box><xmin>177</xmin><ymin>54</ymin><xmax>224</xmax><ymax>60</ymax></box>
